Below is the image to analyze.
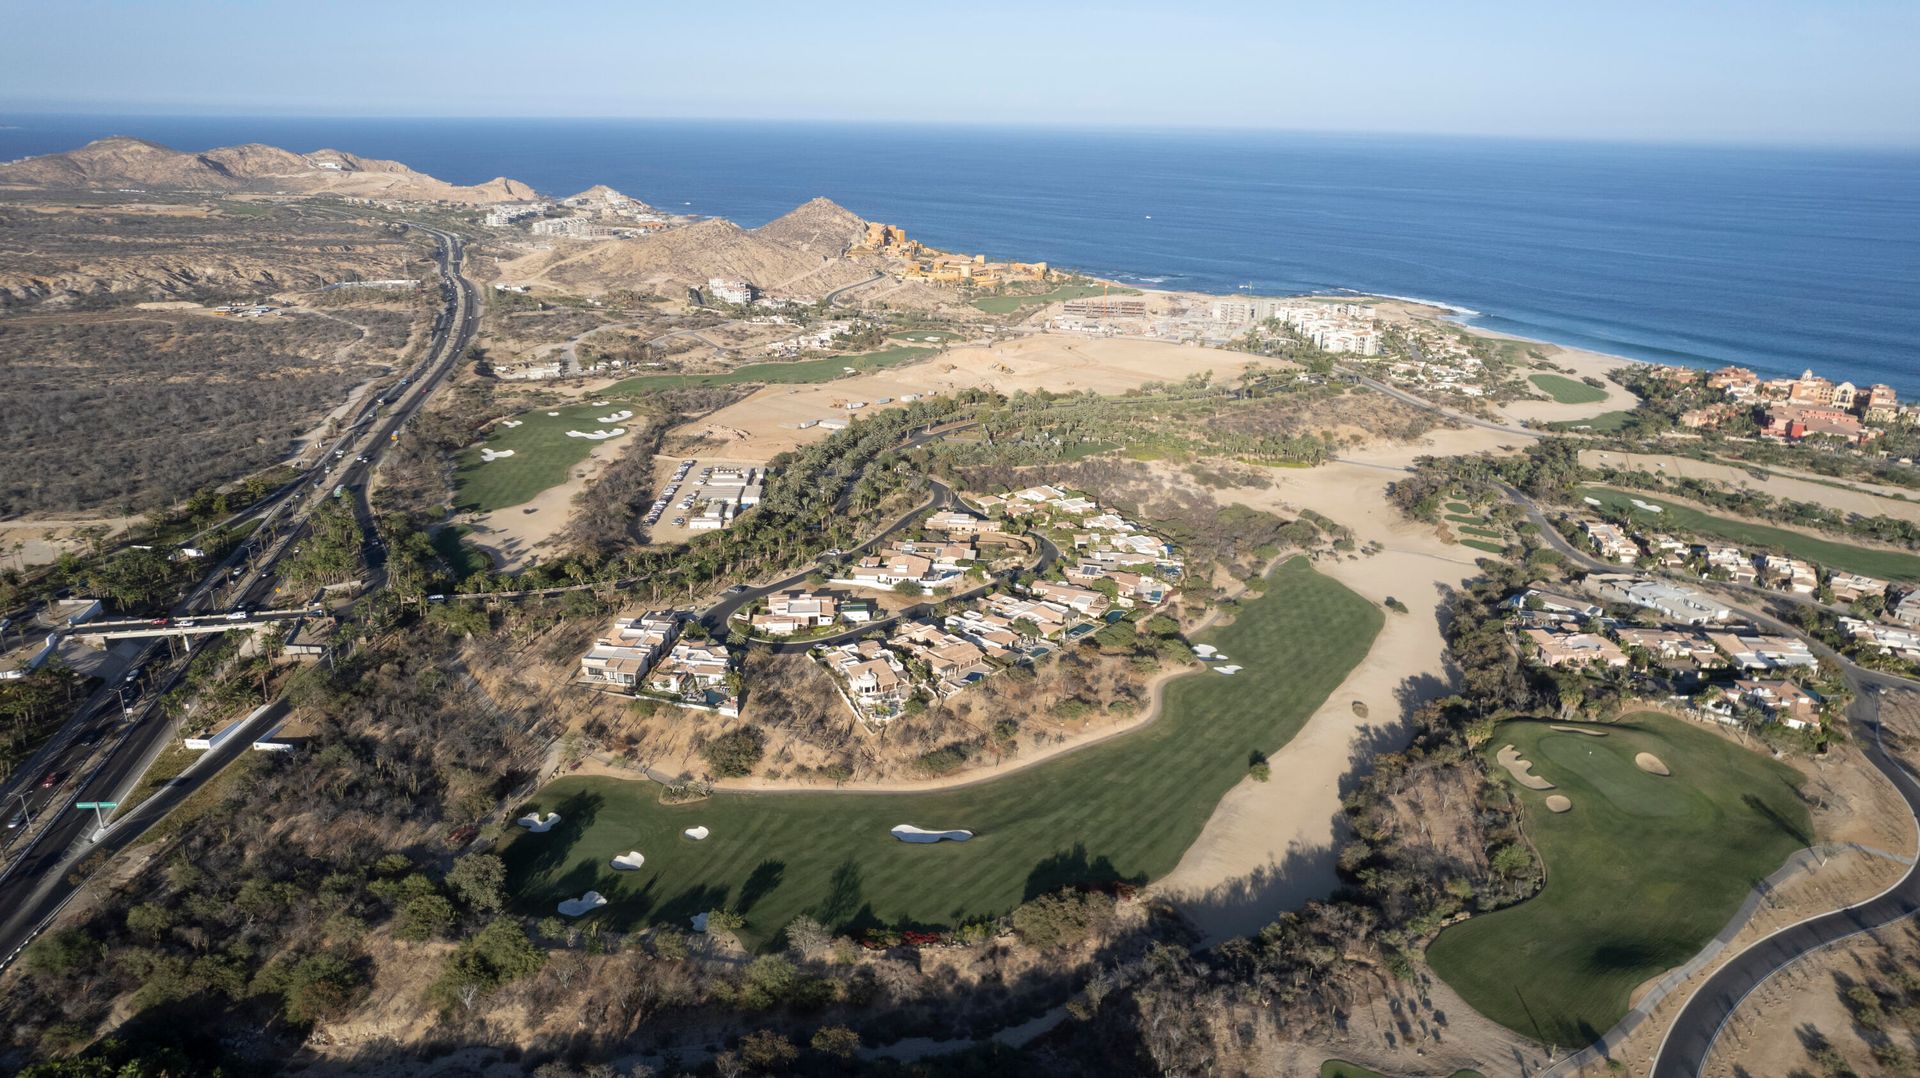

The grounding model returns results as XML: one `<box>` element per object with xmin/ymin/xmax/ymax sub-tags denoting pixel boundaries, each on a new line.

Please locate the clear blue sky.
<box><xmin>4</xmin><ymin>0</ymin><xmax>1917</xmax><ymax>145</ymax></box>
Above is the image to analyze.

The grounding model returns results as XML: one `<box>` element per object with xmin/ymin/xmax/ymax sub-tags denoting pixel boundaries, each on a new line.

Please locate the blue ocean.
<box><xmin>4</xmin><ymin>116</ymin><xmax>1917</xmax><ymax>392</ymax></box>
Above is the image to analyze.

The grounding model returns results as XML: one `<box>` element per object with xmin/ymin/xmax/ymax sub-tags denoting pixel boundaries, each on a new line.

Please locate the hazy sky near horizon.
<box><xmin>4</xmin><ymin>1</ymin><xmax>1917</xmax><ymax>146</ymax></box>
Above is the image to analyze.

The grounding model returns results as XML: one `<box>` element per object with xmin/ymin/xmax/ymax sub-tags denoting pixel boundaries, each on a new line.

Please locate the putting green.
<box><xmin>453</xmin><ymin>403</ymin><xmax>638</xmax><ymax>514</ymax></box>
<box><xmin>500</xmin><ymin>557</ymin><xmax>1381</xmax><ymax>945</ymax></box>
<box><xmin>1426</xmin><ymin>713</ymin><xmax>1810</xmax><ymax>1047</ymax></box>
<box><xmin>1529</xmin><ymin>373</ymin><xmax>1609</xmax><ymax>405</ymax></box>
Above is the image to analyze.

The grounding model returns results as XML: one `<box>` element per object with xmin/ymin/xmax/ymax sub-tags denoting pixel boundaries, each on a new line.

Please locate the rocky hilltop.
<box><xmin>498</xmin><ymin>197</ymin><xmax>885</xmax><ymax>299</ymax></box>
<box><xmin>0</xmin><ymin>136</ymin><xmax>536</xmax><ymax>204</ymax></box>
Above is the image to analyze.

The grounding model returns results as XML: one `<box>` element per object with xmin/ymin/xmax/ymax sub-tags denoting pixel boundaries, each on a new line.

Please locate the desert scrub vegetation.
<box><xmin>0</xmin><ymin>310</ymin><xmax>390</xmax><ymax>514</ymax></box>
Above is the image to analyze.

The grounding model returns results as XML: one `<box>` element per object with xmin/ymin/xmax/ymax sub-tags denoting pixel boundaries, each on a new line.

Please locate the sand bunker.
<box><xmin>479</xmin><ymin>448</ymin><xmax>516</xmax><ymax>462</ymax></box>
<box><xmin>610</xmin><ymin>851</ymin><xmax>647</xmax><ymax>871</ymax></box>
<box><xmin>1496</xmin><ymin>745</ymin><xmax>1556</xmax><ymax>790</ymax></box>
<box><xmin>683</xmin><ymin>826</ymin><xmax>711</xmax><ymax>841</ymax></box>
<box><xmin>891</xmin><ymin>825</ymin><xmax>973</xmax><ymax>844</ymax></box>
<box><xmin>1545</xmin><ymin>795</ymin><xmax>1573</xmax><ymax>813</ymax></box>
<box><xmin>558</xmin><ymin>891</ymin><xmax>607</xmax><ymax>917</ymax></box>
<box><xmin>1551</xmin><ymin>724</ymin><xmax>1608</xmax><ymax>737</ymax></box>
<box><xmin>566</xmin><ymin>427</ymin><xmax>626</xmax><ymax>440</ymax></box>
<box><xmin>1582</xmin><ymin>496</ymin><xmax>1602</xmax><ymax>506</ymax></box>
<box><xmin>596</xmin><ymin>409</ymin><xmax>634</xmax><ymax>423</ymax></box>
<box><xmin>1192</xmin><ymin>644</ymin><xmax>1218</xmax><ymax>658</ymax></box>
<box><xmin>546</xmin><ymin>411</ymin><xmax>560</xmax><ymax>416</ymax></box>
<box><xmin>516</xmin><ymin>812</ymin><xmax>561</xmax><ymax>832</ymax></box>
<box><xmin>1636</xmin><ymin>752</ymin><xmax>1672</xmax><ymax>776</ymax></box>
<box><xmin>1630</xmin><ymin>499</ymin><xmax>1665</xmax><ymax>513</ymax></box>
<box><xmin>1213</xmin><ymin>664</ymin><xmax>1243</xmax><ymax>675</ymax></box>
<box><xmin>501</xmin><ymin>419</ymin><xmax>523</xmax><ymax>428</ymax></box>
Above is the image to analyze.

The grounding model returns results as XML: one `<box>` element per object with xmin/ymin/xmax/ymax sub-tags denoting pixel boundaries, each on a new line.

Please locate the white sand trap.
<box><xmin>843</xmin><ymin>366</ymin><xmax>857</xmax><ymax>373</ymax></box>
<box><xmin>592</xmin><ymin>400</ymin><xmax>609</xmax><ymax>406</ymax></box>
<box><xmin>683</xmin><ymin>826</ymin><xmax>711</xmax><ymax>841</ymax></box>
<box><xmin>1636</xmin><ymin>752</ymin><xmax>1672</xmax><ymax>776</ymax></box>
<box><xmin>558</xmin><ymin>891</ymin><xmax>608</xmax><ymax>917</ymax></box>
<box><xmin>610</xmin><ymin>851</ymin><xmax>647</xmax><ymax>871</ymax></box>
<box><xmin>1630</xmin><ymin>499</ymin><xmax>1664</xmax><ymax>513</ymax></box>
<box><xmin>546</xmin><ymin>411</ymin><xmax>560</xmax><ymax>416</ymax></box>
<box><xmin>1192</xmin><ymin>644</ymin><xmax>1218</xmax><ymax>658</ymax></box>
<box><xmin>516</xmin><ymin>812</ymin><xmax>561</xmax><ymax>832</ymax></box>
<box><xmin>1496</xmin><ymin>745</ymin><xmax>1556</xmax><ymax>790</ymax></box>
<box><xmin>1213</xmin><ymin>664</ymin><xmax>1243</xmax><ymax>675</ymax></box>
<box><xmin>1582</xmin><ymin>496</ymin><xmax>1603</xmax><ymax>506</ymax></box>
<box><xmin>1545</xmin><ymin>795</ymin><xmax>1573</xmax><ymax>813</ymax></box>
<box><xmin>479</xmin><ymin>448</ymin><xmax>516</xmax><ymax>462</ymax></box>
<box><xmin>501</xmin><ymin>419</ymin><xmax>524</xmax><ymax>428</ymax></box>
<box><xmin>1551</xmin><ymin>724</ymin><xmax>1608</xmax><ymax>737</ymax></box>
<box><xmin>596</xmin><ymin>409</ymin><xmax>634</xmax><ymax>423</ymax></box>
<box><xmin>891</xmin><ymin>824</ymin><xmax>973</xmax><ymax>844</ymax></box>
<box><xmin>690</xmin><ymin>911</ymin><xmax>710</xmax><ymax>932</ymax></box>
<box><xmin>565</xmin><ymin>427</ymin><xmax>626</xmax><ymax>440</ymax></box>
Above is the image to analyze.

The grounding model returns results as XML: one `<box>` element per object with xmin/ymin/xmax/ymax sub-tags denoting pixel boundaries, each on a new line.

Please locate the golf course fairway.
<box><xmin>500</xmin><ymin>557</ymin><xmax>1381</xmax><ymax>946</ymax></box>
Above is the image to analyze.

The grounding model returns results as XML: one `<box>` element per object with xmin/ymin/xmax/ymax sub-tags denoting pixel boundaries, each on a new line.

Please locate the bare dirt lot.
<box><xmin>671</xmin><ymin>333</ymin><xmax>1269</xmax><ymax>463</ymax></box>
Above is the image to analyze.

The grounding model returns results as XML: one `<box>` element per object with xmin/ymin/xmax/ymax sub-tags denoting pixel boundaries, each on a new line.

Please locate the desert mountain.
<box><xmin>751</xmin><ymin>197</ymin><xmax>870</xmax><ymax>255</ymax></box>
<box><xmin>497</xmin><ymin>210</ymin><xmax>884</xmax><ymax>300</ymax></box>
<box><xmin>0</xmin><ymin>136</ymin><xmax>536</xmax><ymax>204</ymax></box>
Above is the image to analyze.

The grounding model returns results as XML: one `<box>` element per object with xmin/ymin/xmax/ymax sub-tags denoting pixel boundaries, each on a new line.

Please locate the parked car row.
<box><xmin>644</xmin><ymin>459</ymin><xmax>700</xmax><ymax>528</ymax></box>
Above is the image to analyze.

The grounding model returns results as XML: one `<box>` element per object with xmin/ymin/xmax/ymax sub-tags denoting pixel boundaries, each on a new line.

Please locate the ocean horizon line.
<box><xmin>4</xmin><ymin>110</ymin><xmax>1919</xmax><ymax>155</ymax></box>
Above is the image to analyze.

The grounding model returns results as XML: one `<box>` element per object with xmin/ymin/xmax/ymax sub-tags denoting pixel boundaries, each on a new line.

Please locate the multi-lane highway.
<box><xmin>0</xmin><ymin>225</ymin><xmax>479</xmax><ymax>969</ymax></box>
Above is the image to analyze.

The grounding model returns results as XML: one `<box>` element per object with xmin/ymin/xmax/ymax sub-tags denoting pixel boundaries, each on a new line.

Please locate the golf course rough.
<box><xmin>1425</xmin><ymin>713</ymin><xmax>1811</xmax><ymax>1047</ymax></box>
<box><xmin>454</xmin><ymin>402</ymin><xmax>638</xmax><ymax>514</ymax></box>
<box><xmin>500</xmin><ymin>557</ymin><xmax>1382</xmax><ymax>946</ymax></box>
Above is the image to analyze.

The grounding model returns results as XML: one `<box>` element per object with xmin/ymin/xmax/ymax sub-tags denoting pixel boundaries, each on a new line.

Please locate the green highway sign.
<box><xmin>75</xmin><ymin>801</ymin><xmax>118</xmax><ymax>810</ymax></box>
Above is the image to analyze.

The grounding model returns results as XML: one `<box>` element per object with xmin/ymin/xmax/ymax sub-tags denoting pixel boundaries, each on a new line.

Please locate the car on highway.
<box><xmin>225</xmin><ymin>610</ymin><xmax>249</xmax><ymax>621</ymax></box>
<box><xmin>6</xmin><ymin>809</ymin><xmax>24</xmax><ymax>830</ymax></box>
<box><xmin>147</xmin><ymin>617</ymin><xmax>169</xmax><ymax>626</ymax></box>
<box><xmin>37</xmin><ymin>769</ymin><xmax>67</xmax><ymax>789</ymax></box>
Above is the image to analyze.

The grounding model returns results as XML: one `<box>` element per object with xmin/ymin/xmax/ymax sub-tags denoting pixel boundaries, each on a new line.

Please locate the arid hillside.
<box><xmin>0</xmin><ymin>199</ymin><xmax>431</xmax><ymax>309</ymax></box>
<box><xmin>495</xmin><ymin>199</ymin><xmax>886</xmax><ymax>299</ymax></box>
<box><xmin>0</xmin><ymin>136</ymin><xmax>535</xmax><ymax>203</ymax></box>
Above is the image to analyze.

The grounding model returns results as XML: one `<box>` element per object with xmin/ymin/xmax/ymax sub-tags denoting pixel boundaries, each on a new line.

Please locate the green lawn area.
<box><xmin>1446</xmin><ymin>502</ymin><xmax>1473</xmax><ymax>514</ymax></box>
<box><xmin>1458</xmin><ymin>525</ymin><xmax>1504</xmax><ymax>540</ymax></box>
<box><xmin>1578</xmin><ymin>486</ymin><xmax>1920</xmax><ymax>581</ymax></box>
<box><xmin>1548</xmin><ymin>409</ymin><xmax>1634</xmax><ymax>433</ymax></box>
<box><xmin>500</xmin><ymin>558</ymin><xmax>1380</xmax><ymax>946</ymax></box>
<box><xmin>971</xmin><ymin>282</ymin><xmax>1128</xmax><ymax>314</ymax></box>
<box><xmin>453</xmin><ymin>403</ymin><xmax>636</xmax><ymax>514</ymax></box>
<box><xmin>1459</xmin><ymin>539</ymin><xmax>1508</xmax><ymax>555</ymax></box>
<box><xmin>1425</xmin><ymin>713</ymin><xmax>1810</xmax><ymax>1047</ymax></box>
<box><xmin>1320</xmin><ymin>1062</ymin><xmax>1482</xmax><ymax>1078</ymax></box>
<box><xmin>1529</xmin><ymin>373</ymin><xmax>1610</xmax><ymax>405</ymax></box>
<box><xmin>889</xmin><ymin>329</ymin><xmax>966</xmax><ymax>344</ymax></box>
<box><xmin>601</xmin><ymin>345</ymin><xmax>936</xmax><ymax>394</ymax></box>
